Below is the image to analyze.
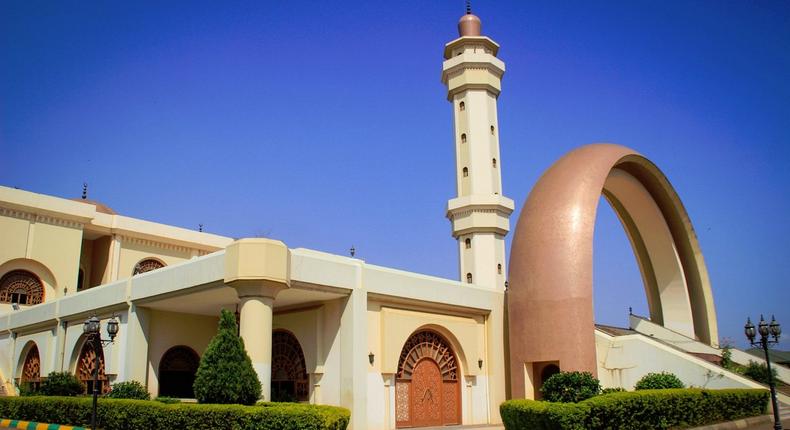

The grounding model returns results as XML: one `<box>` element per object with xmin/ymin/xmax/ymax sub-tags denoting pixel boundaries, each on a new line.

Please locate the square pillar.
<box><xmin>122</xmin><ymin>304</ymin><xmax>150</xmax><ymax>386</ymax></box>
<box><xmin>340</xmin><ymin>287</ymin><xmax>367</xmax><ymax>429</ymax></box>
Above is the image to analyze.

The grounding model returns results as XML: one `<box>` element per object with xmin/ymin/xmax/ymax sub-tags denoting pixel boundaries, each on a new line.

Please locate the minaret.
<box><xmin>442</xmin><ymin>8</ymin><xmax>514</xmax><ymax>289</ymax></box>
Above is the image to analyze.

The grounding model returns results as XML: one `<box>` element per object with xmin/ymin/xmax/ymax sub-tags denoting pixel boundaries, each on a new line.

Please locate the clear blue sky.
<box><xmin>1</xmin><ymin>1</ymin><xmax>788</xmax><ymax>350</ymax></box>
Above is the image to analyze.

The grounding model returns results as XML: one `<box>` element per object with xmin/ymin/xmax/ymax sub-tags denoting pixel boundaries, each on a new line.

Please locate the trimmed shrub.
<box><xmin>540</xmin><ymin>371</ymin><xmax>601</xmax><ymax>403</ymax></box>
<box><xmin>0</xmin><ymin>396</ymin><xmax>350</xmax><ymax>430</ymax></box>
<box><xmin>500</xmin><ymin>388</ymin><xmax>769</xmax><ymax>430</ymax></box>
<box><xmin>635</xmin><ymin>372</ymin><xmax>684</xmax><ymax>390</ymax></box>
<box><xmin>500</xmin><ymin>400</ymin><xmax>588</xmax><ymax>430</ymax></box>
<box><xmin>743</xmin><ymin>361</ymin><xmax>778</xmax><ymax>384</ymax></box>
<box><xmin>107</xmin><ymin>380</ymin><xmax>150</xmax><ymax>400</ymax></box>
<box><xmin>38</xmin><ymin>371</ymin><xmax>84</xmax><ymax>396</ymax></box>
<box><xmin>193</xmin><ymin>309</ymin><xmax>262</xmax><ymax>405</ymax></box>
<box><xmin>600</xmin><ymin>387</ymin><xmax>626</xmax><ymax>395</ymax></box>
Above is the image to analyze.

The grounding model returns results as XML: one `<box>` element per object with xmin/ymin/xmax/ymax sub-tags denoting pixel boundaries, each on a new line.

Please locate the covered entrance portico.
<box><xmin>136</xmin><ymin>239</ymin><xmax>350</xmax><ymax>402</ymax></box>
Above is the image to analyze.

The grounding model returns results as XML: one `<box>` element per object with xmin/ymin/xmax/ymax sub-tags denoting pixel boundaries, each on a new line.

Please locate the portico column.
<box><xmin>237</xmin><ymin>285</ymin><xmax>279</xmax><ymax>401</ymax></box>
<box><xmin>224</xmin><ymin>238</ymin><xmax>290</xmax><ymax>402</ymax></box>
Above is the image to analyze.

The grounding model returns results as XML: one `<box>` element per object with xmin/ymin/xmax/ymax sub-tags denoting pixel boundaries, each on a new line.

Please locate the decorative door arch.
<box><xmin>77</xmin><ymin>339</ymin><xmax>109</xmax><ymax>394</ymax></box>
<box><xmin>20</xmin><ymin>344</ymin><xmax>41</xmax><ymax>391</ymax></box>
<box><xmin>159</xmin><ymin>346</ymin><xmax>200</xmax><ymax>398</ymax></box>
<box><xmin>395</xmin><ymin>330</ymin><xmax>461</xmax><ymax>428</ymax></box>
<box><xmin>271</xmin><ymin>330</ymin><xmax>309</xmax><ymax>402</ymax></box>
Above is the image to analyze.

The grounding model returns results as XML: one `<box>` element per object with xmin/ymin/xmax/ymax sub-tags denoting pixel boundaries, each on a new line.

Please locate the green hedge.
<box><xmin>0</xmin><ymin>396</ymin><xmax>349</xmax><ymax>430</ymax></box>
<box><xmin>500</xmin><ymin>389</ymin><xmax>769</xmax><ymax>430</ymax></box>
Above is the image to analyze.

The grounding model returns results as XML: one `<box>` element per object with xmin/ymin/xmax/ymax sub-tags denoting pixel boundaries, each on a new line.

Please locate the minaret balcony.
<box><xmin>446</xmin><ymin>194</ymin><xmax>515</xmax><ymax>238</ymax></box>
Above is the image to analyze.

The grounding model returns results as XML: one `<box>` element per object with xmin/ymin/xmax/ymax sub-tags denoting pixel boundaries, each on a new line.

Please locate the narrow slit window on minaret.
<box><xmin>492</xmin><ymin>158</ymin><xmax>497</xmax><ymax>168</ymax></box>
<box><xmin>465</xmin><ymin>238</ymin><xmax>471</xmax><ymax>249</ymax></box>
<box><xmin>490</xmin><ymin>125</ymin><xmax>495</xmax><ymax>135</ymax></box>
<box><xmin>466</xmin><ymin>273</ymin><xmax>473</xmax><ymax>284</ymax></box>
<box><xmin>459</xmin><ymin>101</ymin><xmax>465</xmax><ymax>111</ymax></box>
<box><xmin>462</xmin><ymin>167</ymin><xmax>468</xmax><ymax>177</ymax></box>
<box><xmin>461</xmin><ymin>133</ymin><xmax>467</xmax><ymax>143</ymax></box>
<box><xmin>497</xmin><ymin>264</ymin><xmax>502</xmax><ymax>274</ymax></box>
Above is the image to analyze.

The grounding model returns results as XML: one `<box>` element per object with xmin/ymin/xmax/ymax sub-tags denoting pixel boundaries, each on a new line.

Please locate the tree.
<box><xmin>38</xmin><ymin>371</ymin><xmax>84</xmax><ymax>396</ymax></box>
<box><xmin>193</xmin><ymin>309</ymin><xmax>261</xmax><ymax>404</ymax></box>
<box><xmin>743</xmin><ymin>361</ymin><xmax>777</xmax><ymax>384</ymax></box>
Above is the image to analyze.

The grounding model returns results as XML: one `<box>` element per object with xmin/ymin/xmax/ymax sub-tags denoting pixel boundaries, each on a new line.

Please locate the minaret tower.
<box><xmin>442</xmin><ymin>7</ymin><xmax>514</xmax><ymax>289</ymax></box>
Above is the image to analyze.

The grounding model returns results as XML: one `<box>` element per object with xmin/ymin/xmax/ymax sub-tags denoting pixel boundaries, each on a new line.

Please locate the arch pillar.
<box><xmin>224</xmin><ymin>238</ymin><xmax>289</xmax><ymax>402</ymax></box>
<box><xmin>507</xmin><ymin>144</ymin><xmax>718</xmax><ymax>399</ymax></box>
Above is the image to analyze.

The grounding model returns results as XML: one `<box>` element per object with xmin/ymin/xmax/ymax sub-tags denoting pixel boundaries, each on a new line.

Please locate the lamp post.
<box><xmin>744</xmin><ymin>315</ymin><xmax>782</xmax><ymax>430</ymax></box>
<box><xmin>83</xmin><ymin>315</ymin><xmax>119</xmax><ymax>430</ymax></box>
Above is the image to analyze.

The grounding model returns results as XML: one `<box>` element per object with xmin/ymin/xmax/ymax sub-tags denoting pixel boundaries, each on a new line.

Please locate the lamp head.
<box><xmin>758</xmin><ymin>314</ymin><xmax>770</xmax><ymax>337</ymax></box>
<box><xmin>769</xmin><ymin>315</ymin><xmax>781</xmax><ymax>340</ymax></box>
<box><xmin>744</xmin><ymin>317</ymin><xmax>756</xmax><ymax>342</ymax></box>
<box><xmin>106</xmin><ymin>317</ymin><xmax>119</xmax><ymax>341</ymax></box>
<box><xmin>83</xmin><ymin>315</ymin><xmax>100</xmax><ymax>335</ymax></box>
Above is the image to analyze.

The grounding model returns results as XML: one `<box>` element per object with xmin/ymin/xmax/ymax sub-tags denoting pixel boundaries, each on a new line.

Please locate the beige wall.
<box><xmin>0</xmin><ymin>214</ymin><xmax>29</xmax><ymax>264</ymax></box>
<box><xmin>0</xmin><ymin>212</ymin><xmax>83</xmax><ymax>301</ymax></box>
<box><xmin>118</xmin><ymin>238</ymin><xmax>194</xmax><ymax>281</ymax></box>
<box><xmin>366</xmin><ymin>304</ymin><xmax>490</xmax><ymax>429</ymax></box>
<box><xmin>146</xmin><ymin>309</ymin><xmax>218</xmax><ymax>396</ymax></box>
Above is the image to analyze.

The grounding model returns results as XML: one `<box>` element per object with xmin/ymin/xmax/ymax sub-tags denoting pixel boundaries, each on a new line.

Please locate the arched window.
<box><xmin>20</xmin><ymin>344</ymin><xmax>41</xmax><ymax>392</ymax></box>
<box><xmin>466</xmin><ymin>273</ymin><xmax>473</xmax><ymax>284</ymax></box>
<box><xmin>492</xmin><ymin>158</ymin><xmax>497</xmax><ymax>168</ymax></box>
<box><xmin>271</xmin><ymin>330</ymin><xmax>309</xmax><ymax>402</ymax></box>
<box><xmin>460</xmin><ymin>133</ymin><xmax>466</xmax><ymax>144</ymax></box>
<box><xmin>459</xmin><ymin>101</ymin><xmax>465</xmax><ymax>111</ymax></box>
<box><xmin>462</xmin><ymin>167</ymin><xmax>468</xmax><ymax>177</ymax></box>
<box><xmin>77</xmin><ymin>338</ymin><xmax>109</xmax><ymax>394</ymax></box>
<box><xmin>159</xmin><ymin>346</ymin><xmax>199</xmax><ymax>398</ymax></box>
<box><xmin>497</xmin><ymin>264</ymin><xmax>502</xmax><ymax>274</ymax></box>
<box><xmin>490</xmin><ymin>125</ymin><xmax>495</xmax><ymax>135</ymax></box>
<box><xmin>0</xmin><ymin>270</ymin><xmax>44</xmax><ymax>305</ymax></box>
<box><xmin>395</xmin><ymin>330</ymin><xmax>461</xmax><ymax>427</ymax></box>
<box><xmin>133</xmin><ymin>259</ymin><xmax>165</xmax><ymax>276</ymax></box>
<box><xmin>464</xmin><ymin>238</ymin><xmax>471</xmax><ymax>249</ymax></box>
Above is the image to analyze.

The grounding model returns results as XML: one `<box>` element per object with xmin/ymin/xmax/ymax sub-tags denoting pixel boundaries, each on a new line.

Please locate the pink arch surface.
<box><xmin>507</xmin><ymin>143</ymin><xmax>717</xmax><ymax>398</ymax></box>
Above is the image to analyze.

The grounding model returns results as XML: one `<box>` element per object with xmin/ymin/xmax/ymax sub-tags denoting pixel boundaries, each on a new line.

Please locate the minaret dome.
<box><xmin>458</xmin><ymin>13</ymin><xmax>481</xmax><ymax>37</ymax></box>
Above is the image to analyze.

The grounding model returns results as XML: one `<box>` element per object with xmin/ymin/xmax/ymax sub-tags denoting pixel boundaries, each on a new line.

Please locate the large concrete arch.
<box><xmin>507</xmin><ymin>143</ymin><xmax>718</xmax><ymax>399</ymax></box>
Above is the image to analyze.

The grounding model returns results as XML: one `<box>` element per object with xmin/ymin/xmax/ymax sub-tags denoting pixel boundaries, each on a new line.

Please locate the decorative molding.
<box><xmin>447</xmin><ymin>207</ymin><xmax>512</xmax><ymax>220</ymax></box>
<box><xmin>0</xmin><ymin>207</ymin><xmax>83</xmax><ymax>229</ymax></box>
<box><xmin>119</xmin><ymin>235</ymin><xmax>195</xmax><ymax>254</ymax></box>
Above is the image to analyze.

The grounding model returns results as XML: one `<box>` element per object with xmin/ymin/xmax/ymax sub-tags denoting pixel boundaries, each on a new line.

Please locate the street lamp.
<box><xmin>744</xmin><ymin>315</ymin><xmax>782</xmax><ymax>430</ymax></box>
<box><xmin>83</xmin><ymin>315</ymin><xmax>119</xmax><ymax>430</ymax></box>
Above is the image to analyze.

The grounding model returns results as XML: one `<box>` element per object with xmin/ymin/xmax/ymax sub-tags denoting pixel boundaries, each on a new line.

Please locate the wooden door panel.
<box><xmin>411</xmin><ymin>360</ymin><xmax>442</xmax><ymax>427</ymax></box>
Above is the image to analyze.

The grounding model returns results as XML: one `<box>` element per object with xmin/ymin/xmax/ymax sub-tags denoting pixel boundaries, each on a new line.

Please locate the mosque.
<box><xmin>0</xmin><ymin>8</ymin><xmax>778</xmax><ymax>430</ymax></box>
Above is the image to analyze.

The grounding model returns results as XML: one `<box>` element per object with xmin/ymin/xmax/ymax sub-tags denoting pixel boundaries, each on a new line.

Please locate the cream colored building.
<box><xmin>1</xmin><ymin>9</ymin><xmax>781</xmax><ymax>430</ymax></box>
<box><xmin>0</xmin><ymin>17</ymin><xmax>508</xmax><ymax>429</ymax></box>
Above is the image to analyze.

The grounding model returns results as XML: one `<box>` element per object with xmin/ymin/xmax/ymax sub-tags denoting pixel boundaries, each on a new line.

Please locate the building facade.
<box><xmin>0</xmin><ymin>9</ymin><xmax>771</xmax><ymax>430</ymax></box>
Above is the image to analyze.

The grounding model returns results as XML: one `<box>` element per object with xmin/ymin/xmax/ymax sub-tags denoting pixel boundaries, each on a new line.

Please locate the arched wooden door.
<box><xmin>396</xmin><ymin>330</ymin><xmax>461</xmax><ymax>428</ymax></box>
<box><xmin>271</xmin><ymin>330</ymin><xmax>309</xmax><ymax>402</ymax></box>
<box><xmin>77</xmin><ymin>339</ymin><xmax>109</xmax><ymax>394</ymax></box>
<box><xmin>159</xmin><ymin>346</ymin><xmax>200</xmax><ymax>398</ymax></box>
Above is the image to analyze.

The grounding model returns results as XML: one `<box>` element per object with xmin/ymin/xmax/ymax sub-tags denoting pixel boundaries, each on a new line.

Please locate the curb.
<box><xmin>688</xmin><ymin>413</ymin><xmax>789</xmax><ymax>430</ymax></box>
<box><xmin>0</xmin><ymin>419</ymin><xmax>86</xmax><ymax>430</ymax></box>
